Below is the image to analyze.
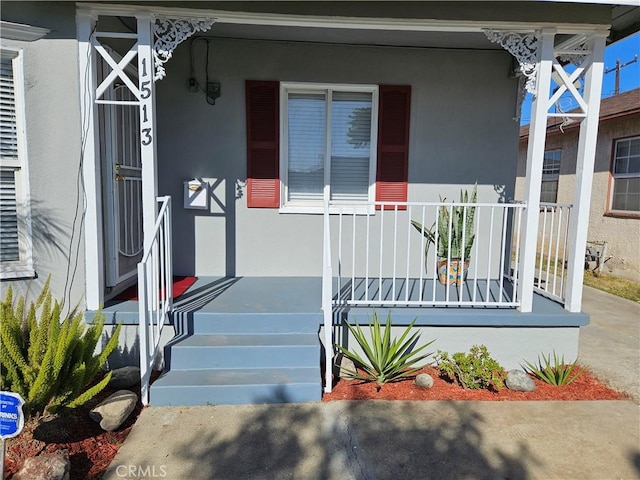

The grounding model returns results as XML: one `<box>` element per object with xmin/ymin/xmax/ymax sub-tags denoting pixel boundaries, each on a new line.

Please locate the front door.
<box><xmin>100</xmin><ymin>59</ymin><xmax>143</xmax><ymax>288</ymax></box>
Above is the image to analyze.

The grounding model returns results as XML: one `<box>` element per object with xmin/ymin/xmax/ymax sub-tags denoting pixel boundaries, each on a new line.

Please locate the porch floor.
<box><xmin>95</xmin><ymin>276</ymin><xmax>588</xmax><ymax>327</ymax></box>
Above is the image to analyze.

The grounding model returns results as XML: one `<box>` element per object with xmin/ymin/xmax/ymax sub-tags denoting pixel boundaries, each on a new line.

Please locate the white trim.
<box><xmin>0</xmin><ymin>21</ymin><xmax>50</xmax><ymax>41</ymax></box>
<box><xmin>279</xmin><ymin>82</ymin><xmax>378</xmax><ymax>214</ymax></box>
<box><xmin>76</xmin><ymin>2</ymin><xmax>610</xmax><ymax>35</ymax></box>
<box><xmin>517</xmin><ymin>29</ymin><xmax>556</xmax><ymax>313</ymax></box>
<box><xmin>77</xmin><ymin>11</ymin><xmax>104</xmax><ymax>310</ymax></box>
<box><xmin>0</xmin><ymin>47</ymin><xmax>34</xmax><ymax>280</ymax></box>
<box><xmin>137</xmin><ymin>15</ymin><xmax>159</xmax><ymax>253</ymax></box>
<box><xmin>565</xmin><ymin>32</ymin><xmax>607</xmax><ymax>313</ymax></box>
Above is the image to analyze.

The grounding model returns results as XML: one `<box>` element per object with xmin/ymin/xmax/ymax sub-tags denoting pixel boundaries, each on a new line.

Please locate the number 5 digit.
<box><xmin>140</xmin><ymin>81</ymin><xmax>151</xmax><ymax>99</ymax></box>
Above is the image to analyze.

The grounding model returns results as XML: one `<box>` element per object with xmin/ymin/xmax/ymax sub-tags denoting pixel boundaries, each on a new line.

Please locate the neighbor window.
<box><xmin>0</xmin><ymin>48</ymin><xmax>33</xmax><ymax>278</ymax></box>
<box><xmin>281</xmin><ymin>83</ymin><xmax>377</xmax><ymax>212</ymax></box>
<box><xmin>610</xmin><ymin>137</ymin><xmax>640</xmax><ymax>213</ymax></box>
<box><xmin>541</xmin><ymin>149</ymin><xmax>561</xmax><ymax>203</ymax></box>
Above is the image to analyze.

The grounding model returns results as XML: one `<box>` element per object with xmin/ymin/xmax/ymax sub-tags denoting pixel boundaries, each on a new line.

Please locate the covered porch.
<box><xmin>76</xmin><ymin>2</ymin><xmax>610</xmax><ymax>404</ymax></box>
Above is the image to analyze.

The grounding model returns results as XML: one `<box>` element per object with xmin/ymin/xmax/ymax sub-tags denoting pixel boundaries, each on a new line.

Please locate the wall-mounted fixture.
<box><xmin>184</xmin><ymin>179</ymin><xmax>209</xmax><ymax>210</ymax></box>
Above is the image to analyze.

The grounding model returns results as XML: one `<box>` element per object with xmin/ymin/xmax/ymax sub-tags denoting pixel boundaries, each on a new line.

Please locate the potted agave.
<box><xmin>412</xmin><ymin>184</ymin><xmax>477</xmax><ymax>285</ymax></box>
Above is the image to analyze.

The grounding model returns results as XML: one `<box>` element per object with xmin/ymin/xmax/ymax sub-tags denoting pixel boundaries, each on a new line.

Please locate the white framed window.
<box><xmin>280</xmin><ymin>83</ymin><xmax>378</xmax><ymax>213</ymax></box>
<box><xmin>610</xmin><ymin>136</ymin><xmax>640</xmax><ymax>214</ymax></box>
<box><xmin>1</xmin><ymin>48</ymin><xmax>33</xmax><ymax>279</ymax></box>
<box><xmin>541</xmin><ymin>149</ymin><xmax>561</xmax><ymax>203</ymax></box>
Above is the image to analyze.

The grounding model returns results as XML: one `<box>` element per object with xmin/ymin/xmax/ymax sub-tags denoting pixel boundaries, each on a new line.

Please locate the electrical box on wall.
<box><xmin>184</xmin><ymin>179</ymin><xmax>209</xmax><ymax>210</ymax></box>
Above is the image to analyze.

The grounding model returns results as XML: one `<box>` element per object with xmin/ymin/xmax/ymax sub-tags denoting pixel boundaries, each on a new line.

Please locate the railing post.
<box><xmin>322</xmin><ymin>199</ymin><xmax>333</xmax><ymax>393</ymax></box>
<box><xmin>138</xmin><ymin>262</ymin><xmax>151</xmax><ymax>406</ymax></box>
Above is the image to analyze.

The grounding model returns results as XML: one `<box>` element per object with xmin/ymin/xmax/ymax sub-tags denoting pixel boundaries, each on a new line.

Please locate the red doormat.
<box><xmin>114</xmin><ymin>276</ymin><xmax>197</xmax><ymax>301</ymax></box>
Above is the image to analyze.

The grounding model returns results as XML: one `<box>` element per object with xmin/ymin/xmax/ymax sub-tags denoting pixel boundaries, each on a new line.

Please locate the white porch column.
<box><xmin>77</xmin><ymin>11</ymin><xmax>104</xmax><ymax>311</ymax></box>
<box><xmin>136</xmin><ymin>14</ymin><xmax>159</xmax><ymax>251</ymax></box>
<box><xmin>517</xmin><ymin>29</ymin><xmax>556</xmax><ymax>312</ymax></box>
<box><xmin>564</xmin><ymin>32</ymin><xmax>607</xmax><ymax>313</ymax></box>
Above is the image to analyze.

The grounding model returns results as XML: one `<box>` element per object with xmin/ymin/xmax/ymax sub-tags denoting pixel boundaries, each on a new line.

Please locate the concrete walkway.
<box><xmin>579</xmin><ymin>285</ymin><xmax>640</xmax><ymax>403</ymax></box>
<box><xmin>104</xmin><ymin>288</ymin><xmax>640</xmax><ymax>480</ymax></box>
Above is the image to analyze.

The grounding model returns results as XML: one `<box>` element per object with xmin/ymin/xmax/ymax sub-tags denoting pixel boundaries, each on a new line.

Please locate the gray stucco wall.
<box><xmin>157</xmin><ymin>37</ymin><xmax>520</xmax><ymax>277</ymax></box>
<box><xmin>1</xmin><ymin>2</ymin><xmax>86</xmax><ymax>310</ymax></box>
<box><xmin>516</xmin><ymin>114</ymin><xmax>640</xmax><ymax>281</ymax></box>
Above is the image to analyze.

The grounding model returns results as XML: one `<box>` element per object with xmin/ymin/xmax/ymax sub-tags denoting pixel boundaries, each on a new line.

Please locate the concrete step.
<box><xmin>172</xmin><ymin>311</ymin><xmax>322</xmax><ymax>335</ymax></box>
<box><xmin>168</xmin><ymin>333</ymin><xmax>320</xmax><ymax>369</ymax></box>
<box><xmin>149</xmin><ymin>367</ymin><xmax>322</xmax><ymax>406</ymax></box>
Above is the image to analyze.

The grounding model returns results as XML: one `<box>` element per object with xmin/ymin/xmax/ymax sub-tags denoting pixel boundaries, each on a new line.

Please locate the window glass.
<box><xmin>611</xmin><ymin>137</ymin><xmax>640</xmax><ymax>213</ymax></box>
<box><xmin>541</xmin><ymin>149</ymin><xmax>561</xmax><ymax>203</ymax></box>
<box><xmin>283</xmin><ymin>84</ymin><xmax>376</xmax><ymax>210</ymax></box>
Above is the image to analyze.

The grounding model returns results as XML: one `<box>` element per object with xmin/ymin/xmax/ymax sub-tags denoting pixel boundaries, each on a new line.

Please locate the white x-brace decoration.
<box><xmin>153</xmin><ymin>16</ymin><xmax>215</xmax><ymax>81</ymax></box>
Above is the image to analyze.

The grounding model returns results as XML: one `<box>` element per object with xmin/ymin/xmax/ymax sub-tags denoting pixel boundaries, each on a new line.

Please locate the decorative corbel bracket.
<box><xmin>153</xmin><ymin>16</ymin><xmax>215</xmax><ymax>81</ymax></box>
<box><xmin>484</xmin><ymin>30</ymin><xmax>539</xmax><ymax>95</ymax></box>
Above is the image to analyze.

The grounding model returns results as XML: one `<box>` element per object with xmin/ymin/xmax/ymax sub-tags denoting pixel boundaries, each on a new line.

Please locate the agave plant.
<box><xmin>522</xmin><ymin>351</ymin><xmax>583</xmax><ymax>386</ymax></box>
<box><xmin>335</xmin><ymin>311</ymin><xmax>435</xmax><ymax>391</ymax></box>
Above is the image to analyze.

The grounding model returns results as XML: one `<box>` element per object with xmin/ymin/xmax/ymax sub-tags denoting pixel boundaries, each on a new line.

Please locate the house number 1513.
<box><xmin>140</xmin><ymin>57</ymin><xmax>153</xmax><ymax>146</ymax></box>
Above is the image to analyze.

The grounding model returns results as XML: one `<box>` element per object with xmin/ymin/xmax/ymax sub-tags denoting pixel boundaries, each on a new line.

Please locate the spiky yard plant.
<box><xmin>0</xmin><ymin>277</ymin><xmax>122</xmax><ymax>418</ymax></box>
<box><xmin>437</xmin><ymin>344</ymin><xmax>505</xmax><ymax>390</ymax></box>
<box><xmin>335</xmin><ymin>311</ymin><xmax>435</xmax><ymax>391</ymax></box>
<box><xmin>523</xmin><ymin>351</ymin><xmax>583</xmax><ymax>386</ymax></box>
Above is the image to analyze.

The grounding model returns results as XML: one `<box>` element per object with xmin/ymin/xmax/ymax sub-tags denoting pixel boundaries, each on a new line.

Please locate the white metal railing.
<box><xmin>325</xmin><ymin>201</ymin><xmax>526</xmax><ymax>308</ymax></box>
<box><xmin>534</xmin><ymin>202</ymin><xmax>572</xmax><ymax>304</ymax></box>
<box><xmin>138</xmin><ymin>196</ymin><xmax>173</xmax><ymax>405</ymax></box>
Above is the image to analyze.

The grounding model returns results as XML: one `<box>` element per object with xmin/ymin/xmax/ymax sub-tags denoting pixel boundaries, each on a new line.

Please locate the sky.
<box><xmin>520</xmin><ymin>31</ymin><xmax>640</xmax><ymax>125</ymax></box>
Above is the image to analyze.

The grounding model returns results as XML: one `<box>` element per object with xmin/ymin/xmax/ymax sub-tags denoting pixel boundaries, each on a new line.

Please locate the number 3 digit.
<box><xmin>141</xmin><ymin>128</ymin><xmax>152</xmax><ymax>146</ymax></box>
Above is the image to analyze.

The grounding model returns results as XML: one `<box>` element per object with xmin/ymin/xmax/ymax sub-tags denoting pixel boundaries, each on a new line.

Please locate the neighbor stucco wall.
<box><xmin>516</xmin><ymin>113</ymin><xmax>640</xmax><ymax>281</ymax></box>
<box><xmin>156</xmin><ymin>37</ymin><xmax>519</xmax><ymax>277</ymax></box>
<box><xmin>0</xmin><ymin>2</ymin><xmax>86</xmax><ymax>309</ymax></box>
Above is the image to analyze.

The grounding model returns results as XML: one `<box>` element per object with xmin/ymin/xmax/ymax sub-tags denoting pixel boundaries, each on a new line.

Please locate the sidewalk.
<box><xmin>104</xmin><ymin>288</ymin><xmax>640</xmax><ymax>480</ymax></box>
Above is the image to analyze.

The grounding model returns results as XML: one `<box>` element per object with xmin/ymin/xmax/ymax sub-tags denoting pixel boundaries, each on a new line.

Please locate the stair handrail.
<box><xmin>322</xmin><ymin>199</ymin><xmax>333</xmax><ymax>393</ymax></box>
<box><xmin>138</xmin><ymin>195</ymin><xmax>173</xmax><ymax>405</ymax></box>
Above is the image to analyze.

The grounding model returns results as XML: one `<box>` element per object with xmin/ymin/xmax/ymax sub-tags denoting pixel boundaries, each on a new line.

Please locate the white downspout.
<box><xmin>564</xmin><ymin>32</ymin><xmax>607</xmax><ymax>313</ymax></box>
<box><xmin>517</xmin><ymin>29</ymin><xmax>556</xmax><ymax>313</ymax></box>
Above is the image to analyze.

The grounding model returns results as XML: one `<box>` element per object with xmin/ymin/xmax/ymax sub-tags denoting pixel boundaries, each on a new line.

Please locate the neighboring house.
<box><xmin>517</xmin><ymin>87</ymin><xmax>640</xmax><ymax>281</ymax></box>
<box><xmin>1</xmin><ymin>1</ymin><xmax>638</xmax><ymax>406</ymax></box>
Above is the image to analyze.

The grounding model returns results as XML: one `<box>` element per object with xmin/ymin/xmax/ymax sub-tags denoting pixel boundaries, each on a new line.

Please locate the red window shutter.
<box><xmin>376</xmin><ymin>85</ymin><xmax>411</xmax><ymax>210</ymax></box>
<box><xmin>246</xmin><ymin>80</ymin><xmax>279</xmax><ymax>208</ymax></box>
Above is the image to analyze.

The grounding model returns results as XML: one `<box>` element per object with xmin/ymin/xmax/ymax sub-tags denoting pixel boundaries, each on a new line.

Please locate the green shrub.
<box><xmin>0</xmin><ymin>278</ymin><xmax>122</xmax><ymax>418</ymax></box>
<box><xmin>335</xmin><ymin>311</ymin><xmax>435</xmax><ymax>391</ymax></box>
<box><xmin>436</xmin><ymin>345</ymin><xmax>505</xmax><ymax>390</ymax></box>
<box><xmin>523</xmin><ymin>351</ymin><xmax>583</xmax><ymax>386</ymax></box>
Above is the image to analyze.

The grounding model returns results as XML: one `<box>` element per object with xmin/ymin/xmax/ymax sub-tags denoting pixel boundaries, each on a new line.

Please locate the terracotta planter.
<box><xmin>437</xmin><ymin>258</ymin><xmax>469</xmax><ymax>285</ymax></box>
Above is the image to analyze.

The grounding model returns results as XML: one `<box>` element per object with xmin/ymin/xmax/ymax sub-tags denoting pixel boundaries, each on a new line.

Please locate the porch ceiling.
<box><xmin>204</xmin><ymin>23</ymin><xmax>503</xmax><ymax>51</ymax></box>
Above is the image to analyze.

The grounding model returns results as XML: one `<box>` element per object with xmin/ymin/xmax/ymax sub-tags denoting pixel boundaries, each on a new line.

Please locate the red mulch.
<box><xmin>3</xmin><ymin>370</ymin><xmax>161</xmax><ymax>480</ymax></box>
<box><xmin>322</xmin><ymin>365</ymin><xmax>629</xmax><ymax>402</ymax></box>
<box><xmin>4</xmin><ymin>367</ymin><xmax>627</xmax><ymax>478</ymax></box>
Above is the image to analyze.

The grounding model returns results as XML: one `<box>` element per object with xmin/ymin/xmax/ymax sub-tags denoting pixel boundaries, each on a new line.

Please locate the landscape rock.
<box><xmin>506</xmin><ymin>369</ymin><xmax>536</xmax><ymax>392</ymax></box>
<box><xmin>13</xmin><ymin>449</ymin><xmax>70</xmax><ymax>480</ymax></box>
<box><xmin>335</xmin><ymin>353</ymin><xmax>357</xmax><ymax>381</ymax></box>
<box><xmin>89</xmin><ymin>390</ymin><xmax>138</xmax><ymax>431</ymax></box>
<box><xmin>415</xmin><ymin>373</ymin><xmax>434</xmax><ymax>389</ymax></box>
<box><xmin>107</xmin><ymin>366</ymin><xmax>141</xmax><ymax>389</ymax></box>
